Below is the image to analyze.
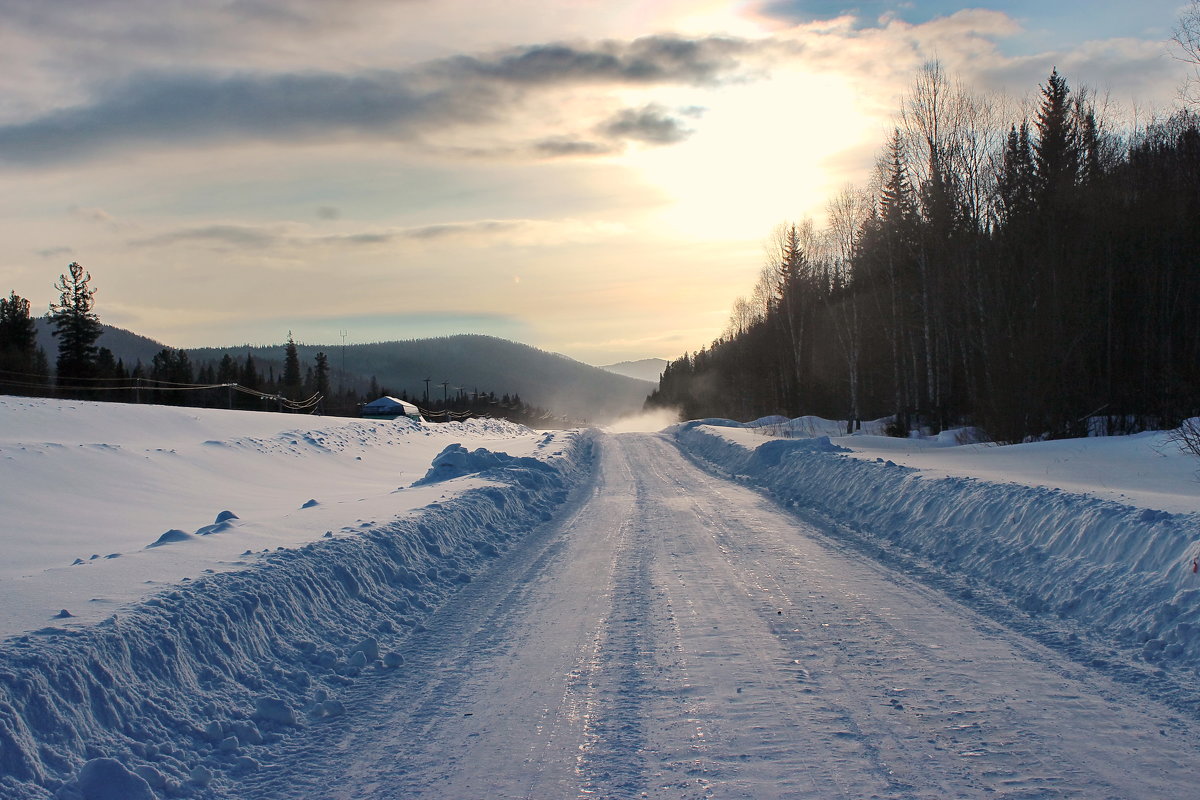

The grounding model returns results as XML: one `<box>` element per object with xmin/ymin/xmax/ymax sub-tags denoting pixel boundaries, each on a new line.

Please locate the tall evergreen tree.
<box><xmin>282</xmin><ymin>332</ymin><xmax>302</xmax><ymax>400</ymax></box>
<box><xmin>314</xmin><ymin>352</ymin><xmax>331</xmax><ymax>399</ymax></box>
<box><xmin>1033</xmin><ymin>69</ymin><xmax>1078</xmax><ymax>208</ymax></box>
<box><xmin>0</xmin><ymin>291</ymin><xmax>48</xmax><ymax>395</ymax></box>
<box><xmin>216</xmin><ymin>353</ymin><xmax>238</xmax><ymax>385</ymax></box>
<box><xmin>49</xmin><ymin>262</ymin><xmax>103</xmax><ymax>393</ymax></box>
<box><xmin>997</xmin><ymin>123</ymin><xmax>1036</xmax><ymax>224</ymax></box>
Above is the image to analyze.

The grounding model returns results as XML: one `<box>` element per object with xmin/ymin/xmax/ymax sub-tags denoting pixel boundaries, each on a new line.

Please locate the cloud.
<box><xmin>0</xmin><ymin>70</ymin><xmax>481</xmax><ymax>166</ymax></box>
<box><xmin>36</xmin><ymin>246</ymin><xmax>74</xmax><ymax>259</ymax></box>
<box><xmin>397</xmin><ymin>220</ymin><xmax>526</xmax><ymax>241</ymax></box>
<box><xmin>0</xmin><ymin>34</ymin><xmax>764</xmax><ymax>168</ymax></box>
<box><xmin>127</xmin><ymin>218</ymin><xmax>625</xmax><ymax>253</ymax></box>
<box><xmin>533</xmin><ymin>137</ymin><xmax>618</xmax><ymax>157</ymax></box>
<box><xmin>759</xmin><ymin>1</ymin><xmax>904</xmax><ymax>26</ymax></box>
<box><xmin>596</xmin><ymin>104</ymin><xmax>697</xmax><ymax>145</ymax></box>
<box><xmin>130</xmin><ymin>224</ymin><xmax>287</xmax><ymax>250</ymax></box>
<box><xmin>442</xmin><ymin>35</ymin><xmax>753</xmax><ymax>87</ymax></box>
<box><xmin>68</xmin><ymin>205</ymin><xmax>118</xmax><ymax>225</ymax></box>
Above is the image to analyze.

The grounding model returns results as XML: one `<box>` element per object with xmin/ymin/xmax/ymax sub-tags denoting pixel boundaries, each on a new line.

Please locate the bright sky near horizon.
<box><xmin>0</xmin><ymin>0</ymin><xmax>1190</xmax><ymax>365</ymax></box>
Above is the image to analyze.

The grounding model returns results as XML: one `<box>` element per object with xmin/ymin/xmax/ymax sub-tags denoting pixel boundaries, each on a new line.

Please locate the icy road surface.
<box><xmin>241</xmin><ymin>433</ymin><xmax>1200</xmax><ymax>799</ymax></box>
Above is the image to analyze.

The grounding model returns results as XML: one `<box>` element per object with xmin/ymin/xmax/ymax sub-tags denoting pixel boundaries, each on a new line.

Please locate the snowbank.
<box><xmin>673</xmin><ymin>422</ymin><xmax>1200</xmax><ymax>676</ymax></box>
<box><xmin>0</xmin><ymin>407</ymin><xmax>593</xmax><ymax>799</ymax></box>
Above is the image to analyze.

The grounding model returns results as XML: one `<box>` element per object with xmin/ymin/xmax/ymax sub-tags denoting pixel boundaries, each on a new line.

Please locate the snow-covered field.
<box><xmin>4</xmin><ymin>398</ymin><xmax>1200</xmax><ymax>799</ymax></box>
<box><xmin>0</xmin><ymin>397</ymin><xmax>577</xmax><ymax>638</ymax></box>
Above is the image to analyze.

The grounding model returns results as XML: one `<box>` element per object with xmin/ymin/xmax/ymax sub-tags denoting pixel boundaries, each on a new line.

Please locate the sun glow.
<box><xmin>618</xmin><ymin>68</ymin><xmax>877</xmax><ymax>241</ymax></box>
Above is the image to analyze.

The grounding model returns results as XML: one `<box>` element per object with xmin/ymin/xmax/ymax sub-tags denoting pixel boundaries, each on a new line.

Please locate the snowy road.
<box><xmin>240</xmin><ymin>433</ymin><xmax>1200</xmax><ymax>799</ymax></box>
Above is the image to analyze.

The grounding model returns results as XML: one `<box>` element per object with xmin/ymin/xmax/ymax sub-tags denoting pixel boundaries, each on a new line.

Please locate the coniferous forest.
<box><xmin>647</xmin><ymin>65</ymin><xmax>1200</xmax><ymax>442</ymax></box>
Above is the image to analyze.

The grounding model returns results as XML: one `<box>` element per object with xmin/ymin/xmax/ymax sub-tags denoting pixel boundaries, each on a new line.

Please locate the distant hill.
<box><xmin>29</xmin><ymin>322</ymin><xmax>654</xmax><ymax>423</ymax></box>
<box><xmin>34</xmin><ymin>317</ymin><xmax>168</xmax><ymax>368</ymax></box>
<box><xmin>193</xmin><ymin>334</ymin><xmax>655</xmax><ymax>424</ymax></box>
<box><xmin>600</xmin><ymin>358</ymin><xmax>667</xmax><ymax>384</ymax></box>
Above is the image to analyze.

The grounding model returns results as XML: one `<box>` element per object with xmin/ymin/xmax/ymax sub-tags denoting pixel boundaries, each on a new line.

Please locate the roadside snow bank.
<box><xmin>413</xmin><ymin>443</ymin><xmax>555</xmax><ymax>486</ymax></box>
<box><xmin>0</xmin><ymin>430</ymin><xmax>593</xmax><ymax>800</ymax></box>
<box><xmin>673</xmin><ymin>423</ymin><xmax>1200</xmax><ymax>672</ymax></box>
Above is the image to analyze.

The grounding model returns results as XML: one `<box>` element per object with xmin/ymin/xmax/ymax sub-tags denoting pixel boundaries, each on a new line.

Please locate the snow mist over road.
<box><xmin>3</xmin><ymin>399</ymin><xmax>1200</xmax><ymax>798</ymax></box>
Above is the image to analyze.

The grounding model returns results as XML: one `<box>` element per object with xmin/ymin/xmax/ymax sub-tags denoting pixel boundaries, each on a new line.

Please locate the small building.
<box><xmin>361</xmin><ymin>396</ymin><xmax>423</xmax><ymax>422</ymax></box>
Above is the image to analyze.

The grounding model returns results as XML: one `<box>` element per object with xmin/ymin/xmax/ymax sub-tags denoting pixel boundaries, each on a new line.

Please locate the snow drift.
<box><xmin>0</xmin><ymin>428</ymin><xmax>593</xmax><ymax>800</ymax></box>
<box><xmin>673</xmin><ymin>422</ymin><xmax>1200</xmax><ymax>676</ymax></box>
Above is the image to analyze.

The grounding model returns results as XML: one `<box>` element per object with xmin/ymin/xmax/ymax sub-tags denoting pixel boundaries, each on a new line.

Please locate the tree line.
<box><xmin>647</xmin><ymin>64</ymin><xmax>1200</xmax><ymax>442</ymax></box>
<box><xmin>0</xmin><ymin>264</ymin><xmax>556</xmax><ymax>424</ymax></box>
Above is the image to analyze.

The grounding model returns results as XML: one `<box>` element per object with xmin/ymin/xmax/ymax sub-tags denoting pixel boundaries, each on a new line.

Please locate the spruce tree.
<box><xmin>314</xmin><ymin>352</ymin><xmax>330</xmax><ymax>398</ymax></box>
<box><xmin>0</xmin><ymin>291</ymin><xmax>47</xmax><ymax>394</ymax></box>
<box><xmin>49</xmin><ymin>262</ymin><xmax>103</xmax><ymax>393</ymax></box>
<box><xmin>216</xmin><ymin>354</ymin><xmax>238</xmax><ymax>385</ymax></box>
<box><xmin>282</xmin><ymin>332</ymin><xmax>302</xmax><ymax>400</ymax></box>
<box><xmin>997</xmin><ymin>122</ymin><xmax>1037</xmax><ymax>224</ymax></box>
<box><xmin>1033</xmin><ymin>69</ymin><xmax>1078</xmax><ymax>209</ymax></box>
<box><xmin>240</xmin><ymin>353</ymin><xmax>259</xmax><ymax>390</ymax></box>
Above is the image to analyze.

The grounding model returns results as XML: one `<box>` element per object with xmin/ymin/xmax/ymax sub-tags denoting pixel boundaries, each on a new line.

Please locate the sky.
<box><xmin>0</xmin><ymin>1</ymin><xmax>1192</xmax><ymax>365</ymax></box>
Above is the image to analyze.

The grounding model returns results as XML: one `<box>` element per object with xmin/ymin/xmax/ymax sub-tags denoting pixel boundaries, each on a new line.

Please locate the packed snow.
<box><xmin>4</xmin><ymin>398</ymin><xmax>1200</xmax><ymax>798</ymax></box>
<box><xmin>672</xmin><ymin>417</ymin><xmax>1200</xmax><ymax>685</ymax></box>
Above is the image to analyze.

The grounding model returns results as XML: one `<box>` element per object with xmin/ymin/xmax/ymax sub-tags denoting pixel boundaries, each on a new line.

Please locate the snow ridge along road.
<box><xmin>0</xmin><ymin>426</ymin><xmax>592</xmax><ymax>800</ymax></box>
<box><xmin>240</xmin><ymin>433</ymin><xmax>1200</xmax><ymax>800</ymax></box>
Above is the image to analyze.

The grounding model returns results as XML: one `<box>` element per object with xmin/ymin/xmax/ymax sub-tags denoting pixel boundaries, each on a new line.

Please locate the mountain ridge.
<box><xmin>600</xmin><ymin>358</ymin><xmax>667</xmax><ymax>383</ymax></box>
<box><xmin>32</xmin><ymin>321</ymin><xmax>650</xmax><ymax>422</ymax></box>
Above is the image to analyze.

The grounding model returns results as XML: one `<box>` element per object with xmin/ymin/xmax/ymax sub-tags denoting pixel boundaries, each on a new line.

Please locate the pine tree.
<box><xmin>880</xmin><ymin>130</ymin><xmax>918</xmax><ymax>231</ymax></box>
<box><xmin>0</xmin><ymin>291</ymin><xmax>47</xmax><ymax>395</ymax></box>
<box><xmin>282</xmin><ymin>332</ymin><xmax>302</xmax><ymax>400</ymax></box>
<box><xmin>1033</xmin><ymin>69</ymin><xmax>1078</xmax><ymax>209</ymax></box>
<box><xmin>216</xmin><ymin>354</ymin><xmax>238</xmax><ymax>385</ymax></box>
<box><xmin>997</xmin><ymin>122</ymin><xmax>1037</xmax><ymax>224</ymax></box>
<box><xmin>49</xmin><ymin>262</ymin><xmax>103</xmax><ymax>393</ymax></box>
<box><xmin>240</xmin><ymin>353</ymin><xmax>260</xmax><ymax>390</ymax></box>
<box><xmin>314</xmin><ymin>352</ymin><xmax>330</xmax><ymax>398</ymax></box>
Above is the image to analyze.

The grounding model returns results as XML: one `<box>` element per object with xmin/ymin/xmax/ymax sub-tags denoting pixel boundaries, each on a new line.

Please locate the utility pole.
<box><xmin>423</xmin><ymin>377</ymin><xmax>431</xmax><ymax>405</ymax></box>
<box><xmin>339</xmin><ymin>329</ymin><xmax>348</xmax><ymax>375</ymax></box>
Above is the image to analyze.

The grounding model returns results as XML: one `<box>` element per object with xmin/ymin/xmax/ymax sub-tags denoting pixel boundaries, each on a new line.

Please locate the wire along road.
<box><xmin>242</xmin><ymin>433</ymin><xmax>1200</xmax><ymax>799</ymax></box>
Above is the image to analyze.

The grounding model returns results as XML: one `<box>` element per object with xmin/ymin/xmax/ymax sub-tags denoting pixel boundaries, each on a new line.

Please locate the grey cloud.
<box><xmin>398</xmin><ymin>220</ymin><xmax>525</xmax><ymax>240</ymax></box>
<box><xmin>128</xmin><ymin>219</ymin><xmax>534</xmax><ymax>251</ymax></box>
<box><xmin>36</xmin><ymin>246</ymin><xmax>74</xmax><ymax>258</ymax></box>
<box><xmin>339</xmin><ymin>232</ymin><xmax>392</xmax><ymax>244</ymax></box>
<box><xmin>0</xmin><ymin>70</ymin><xmax>488</xmax><ymax>165</ymax></box>
<box><xmin>533</xmin><ymin>104</ymin><xmax>703</xmax><ymax>159</ymax></box>
<box><xmin>0</xmin><ymin>0</ymin><xmax>392</xmax><ymax>50</ymax></box>
<box><xmin>596</xmin><ymin>104</ymin><xmax>695</xmax><ymax>145</ymax></box>
<box><xmin>444</xmin><ymin>35</ymin><xmax>751</xmax><ymax>87</ymax></box>
<box><xmin>534</xmin><ymin>137</ymin><xmax>618</xmax><ymax>157</ymax></box>
<box><xmin>316</xmin><ymin>206</ymin><xmax>341</xmax><ymax>220</ymax></box>
<box><xmin>0</xmin><ymin>35</ymin><xmax>757</xmax><ymax>167</ymax></box>
<box><xmin>130</xmin><ymin>225</ymin><xmax>285</xmax><ymax>249</ymax></box>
